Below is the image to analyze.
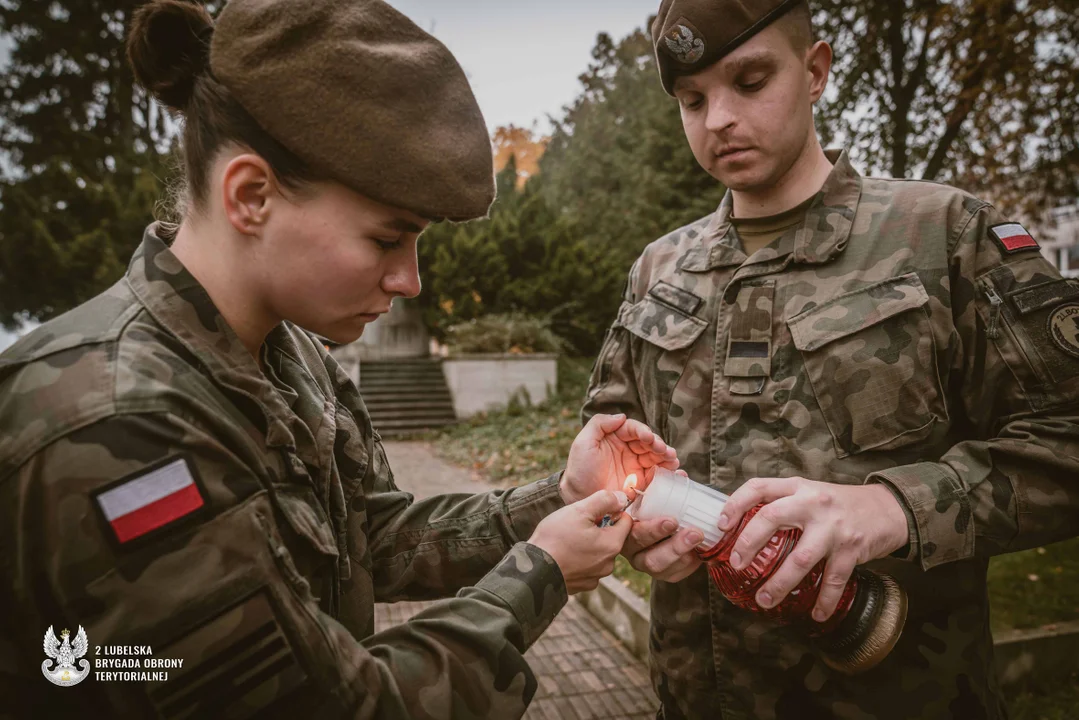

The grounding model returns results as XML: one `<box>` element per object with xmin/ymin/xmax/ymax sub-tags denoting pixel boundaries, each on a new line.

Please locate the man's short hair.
<box><xmin>776</xmin><ymin>2</ymin><xmax>816</xmax><ymax>53</ymax></box>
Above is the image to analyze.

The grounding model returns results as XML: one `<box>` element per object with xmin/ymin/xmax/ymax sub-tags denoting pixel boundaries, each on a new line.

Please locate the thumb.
<box><xmin>576</xmin><ymin>489</ymin><xmax>629</xmax><ymax>521</ymax></box>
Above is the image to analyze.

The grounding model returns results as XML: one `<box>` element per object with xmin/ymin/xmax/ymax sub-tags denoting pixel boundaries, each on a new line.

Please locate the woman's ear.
<box><xmin>221</xmin><ymin>153</ymin><xmax>278</xmax><ymax>236</ymax></box>
<box><xmin>806</xmin><ymin>39</ymin><xmax>833</xmax><ymax>105</ymax></box>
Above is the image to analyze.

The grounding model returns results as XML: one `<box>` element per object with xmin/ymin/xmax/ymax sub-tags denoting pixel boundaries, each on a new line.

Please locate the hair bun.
<box><xmin>126</xmin><ymin>0</ymin><xmax>214</xmax><ymax>111</ymax></box>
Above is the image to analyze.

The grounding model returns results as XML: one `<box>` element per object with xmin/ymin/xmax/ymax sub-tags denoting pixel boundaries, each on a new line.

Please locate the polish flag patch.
<box><xmin>94</xmin><ymin>457</ymin><xmax>206</xmax><ymax>545</ymax></box>
<box><xmin>989</xmin><ymin>223</ymin><xmax>1040</xmax><ymax>254</ymax></box>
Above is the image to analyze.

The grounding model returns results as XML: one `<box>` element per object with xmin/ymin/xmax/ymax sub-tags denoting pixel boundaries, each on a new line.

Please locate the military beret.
<box><xmin>210</xmin><ymin>0</ymin><xmax>494</xmax><ymax>222</ymax></box>
<box><xmin>652</xmin><ymin>0</ymin><xmax>805</xmax><ymax>95</ymax></box>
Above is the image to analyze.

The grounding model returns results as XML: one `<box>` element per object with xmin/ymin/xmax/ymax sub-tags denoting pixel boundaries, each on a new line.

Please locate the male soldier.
<box><xmin>584</xmin><ymin>0</ymin><xmax>1079</xmax><ymax>717</ymax></box>
<box><xmin>0</xmin><ymin>1</ymin><xmax>678</xmax><ymax>718</ymax></box>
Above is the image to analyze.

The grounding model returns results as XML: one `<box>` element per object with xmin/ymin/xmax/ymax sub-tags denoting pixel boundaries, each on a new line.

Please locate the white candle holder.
<box><xmin>626</xmin><ymin>468</ymin><xmax>729</xmax><ymax>549</ymax></box>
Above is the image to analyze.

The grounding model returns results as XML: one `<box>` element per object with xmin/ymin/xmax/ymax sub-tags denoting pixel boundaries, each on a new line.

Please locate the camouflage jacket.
<box><xmin>583</xmin><ymin>150</ymin><xmax>1079</xmax><ymax>719</ymax></box>
<box><xmin>0</xmin><ymin>226</ymin><xmax>567</xmax><ymax>719</ymax></box>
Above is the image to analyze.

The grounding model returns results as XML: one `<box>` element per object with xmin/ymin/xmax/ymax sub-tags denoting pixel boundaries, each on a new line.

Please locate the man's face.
<box><xmin>673</xmin><ymin>24</ymin><xmax>828</xmax><ymax>193</ymax></box>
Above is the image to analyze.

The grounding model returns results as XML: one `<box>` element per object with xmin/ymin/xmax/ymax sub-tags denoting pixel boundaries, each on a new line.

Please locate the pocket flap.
<box><xmin>788</xmin><ymin>273</ymin><xmax>929</xmax><ymax>352</ymax></box>
<box><xmin>618</xmin><ymin>296</ymin><xmax>708</xmax><ymax>351</ymax></box>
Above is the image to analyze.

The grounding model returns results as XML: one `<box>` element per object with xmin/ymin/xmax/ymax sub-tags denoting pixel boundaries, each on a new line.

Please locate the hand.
<box><xmin>621</xmin><ymin>515</ymin><xmax>703</xmax><ymax>583</ymax></box>
<box><xmin>718</xmin><ymin>477</ymin><xmax>909</xmax><ymax>621</ymax></box>
<box><xmin>560</xmin><ymin>413</ymin><xmax>679</xmax><ymax>505</ymax></box>
<box><xmin>529</xmin><ymin>489</ymin><xmax>634</xmax><ymax>594</ymax></box>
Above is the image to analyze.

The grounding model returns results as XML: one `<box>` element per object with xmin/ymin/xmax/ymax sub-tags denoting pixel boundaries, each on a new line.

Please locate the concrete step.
<box><xmin>360</xmin><ymin>357</ymin><xmax>457</xmax><ymax>434</ymax></box>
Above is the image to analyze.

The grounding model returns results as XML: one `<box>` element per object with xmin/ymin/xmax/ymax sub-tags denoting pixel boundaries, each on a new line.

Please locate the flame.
<box><xmin>623</xmin><ymin>473</ymin><xmax>640</xmax><ymax>502</ymax></box>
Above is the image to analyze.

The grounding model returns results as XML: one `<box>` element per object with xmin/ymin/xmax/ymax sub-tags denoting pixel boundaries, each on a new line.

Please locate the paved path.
<box><xmin>376</xmin><ymin>441</ymin><xmax>660</xmax><ymax>719</ymax></box>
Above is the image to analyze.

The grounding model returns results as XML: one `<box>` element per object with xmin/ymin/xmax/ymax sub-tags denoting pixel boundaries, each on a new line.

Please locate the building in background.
<box><xmin>1041</xmin><ymin>203</ymin><xmax>1079</xmax><ymax>277</ymax></box>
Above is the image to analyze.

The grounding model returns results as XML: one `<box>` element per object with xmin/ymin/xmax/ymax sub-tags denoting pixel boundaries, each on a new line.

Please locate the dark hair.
<box><xmin>126</xmin><ymin>0</ymin><xmax>322</xmax><ymax>214</ymax></box>
<box><xmin>777</xmin><ymin>2</ymin><xmax>816</xmax><ymax>54</ymax></box>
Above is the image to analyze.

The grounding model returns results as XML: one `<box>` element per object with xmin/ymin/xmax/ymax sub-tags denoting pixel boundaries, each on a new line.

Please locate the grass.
<box><xmin>423</xmin><ymin>356</ymin><xmax>1079</xmax><ymax>711</ymax></box>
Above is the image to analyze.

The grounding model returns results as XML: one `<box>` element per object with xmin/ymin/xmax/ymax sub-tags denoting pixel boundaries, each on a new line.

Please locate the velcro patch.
<box><xmin>729</xmin><ymin>341</ymin><xmax>769</xmax><ymax>358</ymax></box>
<box><xmin>648</xmin><ymin>281</ymin><xmax>703</xmax><ymax>316</ymax></box>
<box><xmin>990</xmin><ymin>223</ymin><xmax>1040</xmax><ymax>254</ymax></box>
<box><xmin>93</xmin><ymin>456</ymin><xmax>206</xmax><ymax>545</ymax></box>
<box><xmin>148</xmin><ymin>590</ymin><xmax>307</xmax><ymax>719</ymax></box>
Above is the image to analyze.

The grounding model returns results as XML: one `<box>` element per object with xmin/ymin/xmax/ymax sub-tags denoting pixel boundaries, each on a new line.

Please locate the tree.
<box><xmin>0</xmin><ymin>0</ymin><xmax>175</xmax><ymax>329</ymax></box>
<box><xmin>539</xmin><ymin>29</ymin><xmax>725</xmax><ymax>263</ymax></box>
<box><xmin>815</xmin><ymin>0</ymin><xmax>1079</xmax><ymax>215</ymax></box>
<box><xmin>492</xmin><ymin>125</ymin><xmax>548</xmax><ymax>189</ymax></box>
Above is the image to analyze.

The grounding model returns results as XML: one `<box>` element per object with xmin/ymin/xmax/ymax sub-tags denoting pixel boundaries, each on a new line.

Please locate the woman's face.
<box><xmin>253</xmin><ymin>179</ymin><xmax>428</xmax><ymax>345</ymax></box>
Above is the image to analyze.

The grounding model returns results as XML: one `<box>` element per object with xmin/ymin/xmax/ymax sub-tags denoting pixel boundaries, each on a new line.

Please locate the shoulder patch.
<box><xmin>92</xmin><ymin>456</ymin><xmax>207</xmax><ymax>546</ymax></box>
<box><xmin>1048</xmin><ymin>304</ymin><xmax>1079</xmax><ymax>359</ymax></box>
<box><xmin>989</xmin><ymin>223</ymin><xmax>1040</xmax><ymax>254</ymax></box>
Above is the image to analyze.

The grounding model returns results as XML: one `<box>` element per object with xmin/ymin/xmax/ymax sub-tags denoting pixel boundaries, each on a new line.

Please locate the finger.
<box><xmin>811</xmin><ymin>554</ymin><xmax>858</xmax><ymax>622</ymax></box>
<box><xmin>612</xmin><ymin>418</ymin><xmax>656</xmax><ymax>446</ymax></box>
<box><xmin>623</xmin><ymin>516</ymin><xmax>679</xmax><ymax>555</ymax></box>
<box><xmin>720</xmin><ymin>476</ymin><xmax>802</xmax><ymax>533</ymax></box>
<box><xmin>729</xmin><ymin>495</ymin><xmax>805</xmax><ymax>570</ymax></box>
<box><xmin>585</xmin><ymin>413</ymin><xmax>628</xmax><ymax>440</ymax></box>
<box><xmin>604</xmin><ymin>512</ymin><xmax>634</xmax><ymax>546</ymax></box>
<box><xmin>675</xmin><ymin>469</ymin><xmax>689</xmax><ymax>477</ymax></box>
<box><xmin>657</xmin><ymin>554</ymin><xmax>703</xmax><ymax>583</ymax></box>
<box><xmin>577</xmin><ymin>489</ymin><xmax>629</xmax><ymax>521</ymax></box>
<box><xmin>755</xmin><ymin>530</ymin><xmax>829</xmax><ymax>609</ymax></box>
<box><xmin>631</xmin><ymin>527</ymin><xmax>704</xmax><ymax>576</ymax></box>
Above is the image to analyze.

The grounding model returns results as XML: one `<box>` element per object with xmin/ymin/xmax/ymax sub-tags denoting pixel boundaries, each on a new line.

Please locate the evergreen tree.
<box><xmin>0</xmin><ymin>0</ymin><xmax>175</xmax><ymax>328</ymax></box>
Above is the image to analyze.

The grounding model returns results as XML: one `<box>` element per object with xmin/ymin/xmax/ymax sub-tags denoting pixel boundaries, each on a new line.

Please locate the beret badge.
<box><xmin>664</xmin><ymin>21</ymin><xmax>705</xmax><ymax>64</ymax></box>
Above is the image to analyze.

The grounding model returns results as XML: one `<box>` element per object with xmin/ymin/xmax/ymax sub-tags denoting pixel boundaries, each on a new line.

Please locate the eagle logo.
<box><xmin>42</xmin><ymin>626</ymin><xmax>90</xmax><ymax>687</ymax></box>
<box><xmin>665</xmin><ymin>24</ymin><xmax>705</xmax><ymax>64</ymax></box>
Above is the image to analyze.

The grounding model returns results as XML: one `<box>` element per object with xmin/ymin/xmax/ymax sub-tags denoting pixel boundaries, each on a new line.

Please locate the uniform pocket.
<box><xmin>619</xmin><ymin>296</ymin><xmax>709</xmax><ymax>435</ymax></box>
<box><xmin>787</xmin><ymin>272</ymin><xmax>948</xmax><ymax>457</ymax></box>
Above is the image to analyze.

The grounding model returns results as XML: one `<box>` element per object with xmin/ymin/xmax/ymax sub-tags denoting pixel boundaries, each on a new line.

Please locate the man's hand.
<box><xmin>621</xmin><ymin>515</ymin><xmax>703</xmax><ymax>583</ymax></box>
<box><xmin>560</xmin><ymin>414</ymin><xmax>679</xmax><ymax>504</ymax></box>
<box><xmin>718</xmin><ymin>477</ymin><xmax>910</xmax><ymax>621</ymax></box>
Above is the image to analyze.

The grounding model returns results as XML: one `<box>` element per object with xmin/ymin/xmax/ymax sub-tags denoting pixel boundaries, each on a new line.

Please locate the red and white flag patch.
<box><xmin>95</xmin><ymin>457</ymin><xmax>206</xmax><ymax>544</ymax></box>
<box><xmin>989</xmin><ymin>223</ymin><xmax>1040</xmax><ymax>254</ymax></box>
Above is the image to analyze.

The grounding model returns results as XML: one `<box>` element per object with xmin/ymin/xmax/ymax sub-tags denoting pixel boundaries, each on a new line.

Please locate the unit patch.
<box><xmin>1048</xmin><ymin>304</ymin><xmax>1079</xmax><ymax>359</ymax></box>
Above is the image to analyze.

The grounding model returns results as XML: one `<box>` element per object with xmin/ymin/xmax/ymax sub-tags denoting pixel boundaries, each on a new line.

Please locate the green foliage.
<box><xmin>445</xmin><ymin>313</ymin><xmax>567</xmax><ymax>355</ymax></box>
<box><xmin>0</xmin><ymin>1</ymin><xmax>174</xmax><ymax>329</ymax></box>
<box><xmin>987</xmin><ymin>536</ymin><xmax>1079</xmax><ymax>633</ymax></box>
<box><xmin>417</xmin><ymin>30</ymin><xmax>724</xmax><ymax>356</ymax></box>
<box><xmin>418</xmin><ymin>160</ymin><xmax>629</xmax><ymax>355</ymax></box>
<box><xmin>427</xmin><ymin>357</ymin><xmax>593</xmax><ymax>487</ymax></box>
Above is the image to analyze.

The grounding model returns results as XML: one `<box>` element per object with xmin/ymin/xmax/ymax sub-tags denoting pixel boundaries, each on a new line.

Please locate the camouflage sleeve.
<box><xmin>362</xmin><ymin>441</ymin><xmax>567</xmax><ymax>602</ymax></box>
<box><xmin>1</xmin><ymin>412</ymin><xmax>565</xmax><ymax>718</ymax></box>
<box><xmin>581</xmin><ymin>258</ymin><xmax>647</xmax><ymax>424</ymax></box>
<box><xmin>868</xmin><ymin>204</ymin><xmax>1079</xmax><ymax>570</ymax></box>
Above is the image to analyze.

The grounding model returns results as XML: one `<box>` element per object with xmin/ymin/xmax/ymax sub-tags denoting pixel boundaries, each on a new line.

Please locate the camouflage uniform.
<box><xmin>583</xmin><ymin>150</ymin><xmax>1079</xmax><ymax>719</ymax></box>
<box><xmin>0</xmin><ymin>225</ymin><xmax>567</xmax><ymax>719</ymax></box>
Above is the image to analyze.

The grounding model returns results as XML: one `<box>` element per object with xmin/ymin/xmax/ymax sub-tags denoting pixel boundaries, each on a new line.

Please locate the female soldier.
<box><xmin>0</xmin><ymin>1</ymin><xmax>678</xmax><ymax>717</ymax></box>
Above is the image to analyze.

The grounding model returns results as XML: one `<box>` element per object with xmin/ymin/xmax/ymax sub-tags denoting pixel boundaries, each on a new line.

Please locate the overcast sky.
<box><xmin>391</xmin><ymin>0</ymin><xmax>659</xmax><ymax>132</ymax></box>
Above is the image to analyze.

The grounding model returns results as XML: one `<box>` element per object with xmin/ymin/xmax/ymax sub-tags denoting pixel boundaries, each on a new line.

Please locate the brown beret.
<box><xmin>652</xmin><ymin>0</ymin><xmax>805</xmax><ymax>95</ymax></box>
<box><xmin>210</xmin><ymin>0</ymin><xmax>494</xmax><ymax>222</ymax></box>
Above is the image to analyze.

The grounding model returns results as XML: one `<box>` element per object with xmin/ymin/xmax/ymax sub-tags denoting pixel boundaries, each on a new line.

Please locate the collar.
<box><xmin>681</xmin><ymin>148</ymin><xmax>861</xmax><ymax>272</ymax></box>
<box><xmin>124</xmin><ymin>224</ymin><xmax>300</xmax><ymax>450</ymax></box>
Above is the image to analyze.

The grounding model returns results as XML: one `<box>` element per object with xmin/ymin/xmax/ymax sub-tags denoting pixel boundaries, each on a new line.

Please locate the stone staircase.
<box><xmin>358</xmin><ymin>358</ymin><xmax>457</xmax><ymax>436</ymax></box>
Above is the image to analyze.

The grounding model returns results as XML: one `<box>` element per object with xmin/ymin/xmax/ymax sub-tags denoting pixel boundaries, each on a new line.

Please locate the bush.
<box><xmin>445</xmin><ymin>313</ymin><xmax>567</xmax><ymax>355</ymax></box>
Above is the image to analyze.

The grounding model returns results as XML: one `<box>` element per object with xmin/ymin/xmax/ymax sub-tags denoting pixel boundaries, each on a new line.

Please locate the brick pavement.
<box><xmin>377</xmin><ymin>441</ymin><xmax>660</xmax><ymax>719</ymax></box>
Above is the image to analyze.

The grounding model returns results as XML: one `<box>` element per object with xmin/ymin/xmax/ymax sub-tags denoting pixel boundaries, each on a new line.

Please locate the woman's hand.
<box><xmin>529</xmin><ymin>490</ymin><xmax>634</xmax><ymax>594</ymax></box>
<box><xmin>560</xmin><ymin>414</ymin><xmax>679</xmax><ymax>504</ymax></box>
